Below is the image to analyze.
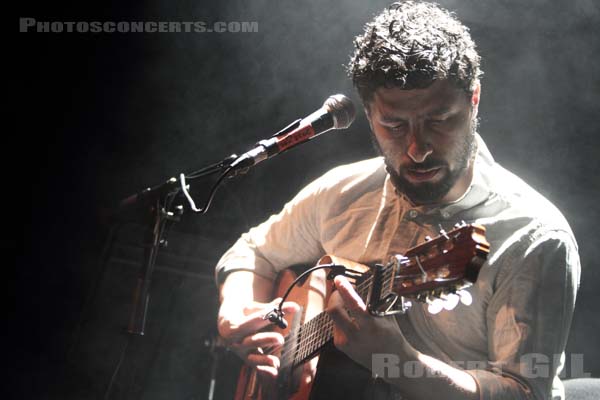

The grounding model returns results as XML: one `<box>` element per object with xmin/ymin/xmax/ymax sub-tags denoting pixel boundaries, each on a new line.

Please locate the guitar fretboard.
<box><xmin>280</xmin><ymin>267</ymin><xmax>394</xmax><ymax>369</ymax></box>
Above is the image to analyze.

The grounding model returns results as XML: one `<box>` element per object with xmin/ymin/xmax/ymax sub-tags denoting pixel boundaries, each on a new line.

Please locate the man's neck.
<box><xmin>440</xmin><ymin>162</ymin><xmax>475</xmax><ymax>205</ymax></box>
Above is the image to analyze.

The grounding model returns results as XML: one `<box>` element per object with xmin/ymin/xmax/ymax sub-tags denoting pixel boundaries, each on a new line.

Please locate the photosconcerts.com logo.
<box><xmin>372</xmin><ymin>353</ymin><xmax>592</xmax><ymax>379</ymax></box>
<box><xmin>19</xmin><ymin>18</ymin><xmax>259</xmax><ymax>33</ymax></box>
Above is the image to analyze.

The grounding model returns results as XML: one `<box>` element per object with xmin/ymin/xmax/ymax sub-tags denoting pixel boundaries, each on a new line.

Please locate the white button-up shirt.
<box><xmin>216</xmin><ymin>135</ymin><xmax>580</xmax><ymax>400</ymax></box>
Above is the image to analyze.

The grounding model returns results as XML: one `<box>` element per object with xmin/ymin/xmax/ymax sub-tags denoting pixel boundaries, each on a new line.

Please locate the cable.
<box><xmin>185</xmin><ymin>154</ymin><xmax>238</xmax><ymax>180</ymax></box>
<box><xmin>263</xmin><ymin>263</ymin><xmax>361</xmax><ymax>329</ymax></box>
<box><xmin>179</xmin><ymin>166</ymin><xmax>233</xmax><ymax>214</ymax></box>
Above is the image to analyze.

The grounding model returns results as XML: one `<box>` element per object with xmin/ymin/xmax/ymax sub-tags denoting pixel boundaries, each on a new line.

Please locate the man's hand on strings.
<box><xmin>218</xmin><ymin>297</ymin><xmax>300</xmax><ymax>377</ymax></box>
<box><xmin>326</xmin><ymin>275</ymin><xmax>406</xmax><ymax>370</ymax></box>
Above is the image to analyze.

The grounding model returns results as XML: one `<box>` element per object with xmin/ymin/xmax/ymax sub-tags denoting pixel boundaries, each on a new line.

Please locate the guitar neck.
<box><xmin>281</xmin><ymin>274</ymin><xmax>377</xmax><ymax>369</ymax></box>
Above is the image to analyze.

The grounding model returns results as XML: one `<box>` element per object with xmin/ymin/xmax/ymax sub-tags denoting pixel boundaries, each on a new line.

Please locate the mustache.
<box><xmin>401</xmin><ymin>158</ymin><xmax>447</xmax><ymax>171</ymax></box>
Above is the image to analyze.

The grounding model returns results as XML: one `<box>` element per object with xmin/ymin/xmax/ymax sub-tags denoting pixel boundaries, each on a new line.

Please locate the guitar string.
<box><xmin>289</xmin><ymin>271</ymin><xmax>393</xmax><ymax>366</ymax></box>
<box><xmin>288</xmin><ymin>258</ymin><xmax>444</xmax><ymax>365</ymax></box>
<box><xmin>282</xmin><ymin>271</ymin><xmax>385</xmax><ymax>365</ymax></box>
<box><xmin>282</xmin><ymin>257</ymin><xmax>414</xmax><ymax>365</ymax></box>
<box><xmin>280</xmin><ymin>268</ymin><xmax>395</xmax><ymax>367</ymax></box>
<box><xmin>287</xmin><ymin>257</ymin><xmax>421</xmax><ymax>365</ymax></box>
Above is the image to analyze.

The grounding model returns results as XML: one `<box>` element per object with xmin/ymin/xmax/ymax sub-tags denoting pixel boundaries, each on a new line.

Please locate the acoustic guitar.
<box><xmin>234</xmin><ymin>223</ymin><xmax>490</xmax><ymax>400</ymax></box>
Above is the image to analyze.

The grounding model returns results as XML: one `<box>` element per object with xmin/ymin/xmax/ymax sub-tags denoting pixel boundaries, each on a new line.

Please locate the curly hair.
<box><xmin>348</xmin><ymin>1</ymin><xmax>482</xmax><ymax>103</ymax></box>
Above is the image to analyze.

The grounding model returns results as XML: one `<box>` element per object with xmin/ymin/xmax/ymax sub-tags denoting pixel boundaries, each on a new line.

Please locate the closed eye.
<box><xmin>382</xmin><ymin>120</ymin><xmax>408</xmax><ymax>134</ymax></box>
<box><xmin>428</xmin><ymin>114</ymin><xmax>456</xmax><ymax>127</ymax></box>
<box><xmin>429</xmin><ymin>118</ymin><xmax>447</xmax><ymax>124</ymax></box>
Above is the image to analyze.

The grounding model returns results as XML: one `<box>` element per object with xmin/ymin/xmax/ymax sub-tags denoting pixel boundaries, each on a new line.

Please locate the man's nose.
<box><xmin>406</xmin><ymin>131</ymin><xmax>432</xmax><ymax>163</ymax></box>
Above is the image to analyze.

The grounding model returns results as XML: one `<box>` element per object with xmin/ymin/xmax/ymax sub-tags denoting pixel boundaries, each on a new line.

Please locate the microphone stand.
<box><xmin>117</xmin><ymin>154</ymin><xmax>238</xmax><ymax>335</ymax></box>
<box><xmin>126</xmin><ymin>194</ymin><xmax>180</xmax><ymax>335</ymax></box>
<box><xmin>103</xmin><ymin>154</ymin><xmax>239</xmax><ymax>399</ymax></box>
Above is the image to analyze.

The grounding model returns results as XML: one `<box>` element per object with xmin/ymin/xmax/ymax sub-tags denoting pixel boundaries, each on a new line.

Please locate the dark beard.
<box><xmin>385</xmin><ymin>158</ymin><xmax>459</xmax><ymax>205</ymax></box>
<box><xmin>370</xmin><ymin>123</ymin><xmax>476</xmax><ymax>205</ymax></box>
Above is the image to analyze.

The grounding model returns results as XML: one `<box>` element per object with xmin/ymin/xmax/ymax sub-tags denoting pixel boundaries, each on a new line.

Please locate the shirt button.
<box><xmin>441</xmin><ymin>210</ymin><xmax>450</xmax><ymax>219</ymax></box>
<box><xmin>408</xmin><ymin>210</ymin><xmax>418</xmax><ymax>219</ymax></box>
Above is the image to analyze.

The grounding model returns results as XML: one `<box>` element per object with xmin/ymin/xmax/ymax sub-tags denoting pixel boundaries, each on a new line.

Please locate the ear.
<box><xmin>471</xmin><ymin>83</ymin><xmax>481</xmax><ymax>106</ymax></box>
<box><xmin>471</xmin><ymin>83</ymin><xmax>481</xmax><ymax>117</ymax></box>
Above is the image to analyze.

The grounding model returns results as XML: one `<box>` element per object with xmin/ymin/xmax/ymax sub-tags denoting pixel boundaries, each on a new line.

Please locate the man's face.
<box><xmin>366</xmin><ymin>79</ymin><xmax>479</xmax><ymax>205</ymax></box>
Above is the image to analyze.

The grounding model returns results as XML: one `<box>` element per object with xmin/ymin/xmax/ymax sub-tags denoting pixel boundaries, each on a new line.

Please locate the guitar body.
<box><xmin>234</xmin><ymin>256</ymin><xmax>370</xmax><ymax>400</ymax></box>
<box><xmin>233</xmin><ymin>224</ymin><xmax>490</xmax><ymax>400</ymax></box>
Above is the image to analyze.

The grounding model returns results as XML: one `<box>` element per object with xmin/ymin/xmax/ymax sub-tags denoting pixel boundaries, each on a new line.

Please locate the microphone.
<box><xmin>230</xmin><ymin>94</ymin><xmax>356</xmax><ymax>171</ymax></box>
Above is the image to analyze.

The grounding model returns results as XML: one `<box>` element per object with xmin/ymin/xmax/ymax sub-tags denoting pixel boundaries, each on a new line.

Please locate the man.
<box><xmin>215</xmin><ymin>1</ymin><xmax>580</xmax><ymax>399</ymax></box>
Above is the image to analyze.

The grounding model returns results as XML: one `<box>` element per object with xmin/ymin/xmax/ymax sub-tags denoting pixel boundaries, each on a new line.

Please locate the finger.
<box><xmin>256</xmin><ymin>365</ymin><xmax>279</xmax><ymax>378</ymax></box>
<box><xmin>220</xmin><ymin>298</ymin><xmax>301</xmax><ymax>342</ymax></box>
<box><xmin>218</xmin><ymin>302</ymin><xmax>273</xmax><ymax>341</ymax></box>
<box><xmin>240</xmin><ymin>332</ymin><xmax>285</xmax><ymax>353</ymax></box>
<box><xmin>247</xmin><ymin>353</ymin><xmax>280</xmax><ymax>370</ymax></box>
<box><xmin>334</xmin><ymin>276</ymin><xmax>367</xmax><ymax>315</ymax></box>
<box><xmin>280</xmin><ymin>300</ymin><xmax>301</xmax><ymax>314</ymax></box>
<box><xmin>242</xmin><ymin>297</ymin><xmax>284</xmax><ymax>315</ymax></box>
<box><xmin>223</xmin><ymin>312</ymin><xmax>272</xmax><ymax>341</ymax></box>
<box><xmin>260</xmin><ymin>299</ymin><xmax>301</xmax><ymax>320</ymax></box>
<box><xmin>243</xmin><ymin>298</ymin><xmax>300</xmax><ymax>331</ymax></box>
<box><xmin>229</xmin><ymin>298</ymin><xmax>287</xmax><ymax>339</ymax></box>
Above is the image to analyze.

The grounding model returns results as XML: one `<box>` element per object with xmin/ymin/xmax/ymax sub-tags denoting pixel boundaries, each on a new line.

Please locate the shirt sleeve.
<box><xmin>467</xmin><ymin>229</ymin><xmax>581</xmax><ymax>400</ymax></box>
<box><xmin>214</xmin><ymin>176</ymin><xmax>328</xmax><ymax>285</ymax></box>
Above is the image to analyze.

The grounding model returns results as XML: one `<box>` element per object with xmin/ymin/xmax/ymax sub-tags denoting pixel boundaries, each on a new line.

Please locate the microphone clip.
<box><xmin>264</xmin><ymin>308</ymin><xmax>288</xmax><ymax>329</ymax></box>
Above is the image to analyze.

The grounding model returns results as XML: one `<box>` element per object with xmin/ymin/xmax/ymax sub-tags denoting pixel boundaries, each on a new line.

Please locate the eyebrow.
<box><xmin>380</xmin><ymin>115</ymin><xmax>407</xmax><ymax>123</ymax></box>
<box><xmin>426</xmin><ymin>107</ymin><xmax>453</xmax><ymax>117</ymax></box>
<box><xmin>380</xmin><ymin>107</ymin><xmax>454</xmax><ymax>123</ymax></box>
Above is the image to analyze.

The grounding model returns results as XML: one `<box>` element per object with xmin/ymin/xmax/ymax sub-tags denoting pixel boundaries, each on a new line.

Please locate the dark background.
<box><xmin>13</xmin><ymin>0</ymin><xmax>600</xmax><ymax>398</ymax></box>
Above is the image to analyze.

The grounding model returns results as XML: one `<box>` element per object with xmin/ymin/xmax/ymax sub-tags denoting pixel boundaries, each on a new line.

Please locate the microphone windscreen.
<box><xmin>324</xmin><ymin>94</ymin><xmax>356</xmax><ymax>130</ymax></box>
